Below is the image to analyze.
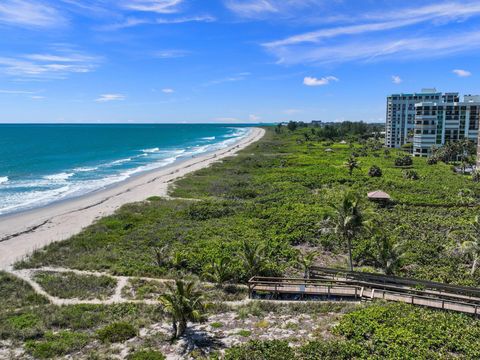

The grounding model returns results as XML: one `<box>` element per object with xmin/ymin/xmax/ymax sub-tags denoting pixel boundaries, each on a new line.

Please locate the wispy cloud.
<box><xmin>453</xmin><ymin>69</ymin><xmax>472</xmax><ymax>77</ymax></box>
<box><xmin>224</xmin><ymin>0</ymin><xmax>316</xmax><ymax>19</ymax></box>
<box><xmin>249</xmin><ymin>114</ymin><xmax>261</xmax><ymax>121</ymax></box>
<box><xmin>204</xmin><ymin>72</ymin><xmax>251</xmax><ymax>86</ymax></box>
<box><xmin>154</xmin><ymin>49</ymin><xmax>190</xmax><ymax>58</ymax></box>
<box><xmin>264</xmin><ymin>1</ymin><xmax>480</xmax><ymax>65</ymax></box>
<box><xmin>162</xmin><ymin>88</ymin><xmax>175</xmax><ymax>93</ymax></box>
<box><xmin>0</xmin><ymin>89</ymin><xmax>37</xmax><ymax>94</ymax></box>
<box><xmin>95</xmin><ymin>94</ymin><xmax>126</xmax><ymax>102</ymax></box>
<box><xmin>392</xmin><ymin>75</ymin><xmax>403</xmax><ymax>84</ymax></box>
<box><xmin>120</xmin><ymin>0</ymin><xmax>184</xmax><ymax>14</ymax></box>
<box><xmin>0</xmin><ymin>0</ymin><xmax>66</xmax><ymax>28</ymax></box>
<box><xmin>303</xmin><ymin>76</ymin><xmax>338</xmax><ymax>86</ymax></box>
<box><xmin>155</xmin><ymin>15</ymin><xmax>216</xmax><ymax>24</ymax></box>
<box><xmin>0</xmin><ymin>49</ymin><xmax>100</xmax><ymax>79</ymax></box>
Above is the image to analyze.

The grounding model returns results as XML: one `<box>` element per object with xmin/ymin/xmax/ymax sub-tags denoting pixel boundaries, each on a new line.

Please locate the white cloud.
<box><xmin>225</xmin><ymin>0</ymin><xmax>277</xmax><ymax>18</ymax></box>
<box><xmin>0</xmin><ymin>89</ymin><xmax>36</xmax><ymax>94</ymax></box>
<box><xmin>154</xmin><ymin>49</ymin><xmax>190</xmax><ymax>58</ymax></box>
<box><xmin>162</xmin><ymin>88</ymin><xmax>175</xmax><ymax>93</ymax></box>
<box><xmin>392</xmin><ymin>75</ymin><xmax>403</xmax><ymax>84</ymax></box>
<box><xmin>453</xmin><ymin>69</ymin><xmax>472</xmax><ymax>77</ymax></box>
<box><xmin>121</xmin><ymin>0</ymin><xmax>183</xmax><ymax>14</ymax></box>
<box><xmin>155</xmin><ymin>15</ymin><xmax>216</xmax><ymax>24</ymax></box>
<box><xmin>204</xmin><ymin>72</ymin><xmax>251</xmax><ymax>86</ymax></box>
<box><xmin>303</xmin><ymin>76</ymin><xmax>338</xmax><ymax>86</ymax></box>
<box><xmin>31</xmin><ymin>95</ymin><xmax>45</xmax><ymax>99</ymax></box>
<box><xmin>95</xmin><ymin>94</ymin><xmax>126</xmax><ymax>102</ymax></box>
<box><xmin>249</xmin><ymin>114</ymin><xmax>261</xmax><ymax>121</ymax></box>
<box><xmin>264</xmin><ymin>1</ymin><xmax>480</xmax><ymax>65</ymax></box>
<box><xmin>0</xmin><ymin>0</ymin><xmax>66</xmax><ymax>28</ymax></box>
<box><xmin>0</xmin><ymin>50</ymin><xmax>100</xmax><ymax>79</ymax></box>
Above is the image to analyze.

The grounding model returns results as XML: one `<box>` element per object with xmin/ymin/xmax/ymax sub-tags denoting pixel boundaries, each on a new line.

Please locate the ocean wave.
<box><xmin>142</xmin><ymin>147</ymin><xmax>160</xmax><ymax>153</ymax></box>
<box><xmin>73</xmin><ymin>166</ymin><xmax>99</xmax><ymax>172</ymax></box>
<box><xmin>109</xmin><ymin>158</ymin><xmax>133</xmax><ymax>166</ymax></box>
<box><xmin>202</xmin><ymin>136</ymin><xmax>216</xmax><ymax>141</ymax></box>
<box><xmin>43</xmin><ymin>172</ymin><xmax>74</xmax><ymax>181</ymax></box>
<box><xmin>0</xmin><ymin>176</ymin><xmax>8</xmax><ymax>185</ymax></box>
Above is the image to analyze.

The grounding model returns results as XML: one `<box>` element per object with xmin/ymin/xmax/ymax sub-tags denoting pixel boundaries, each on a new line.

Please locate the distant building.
<box><xmin>413</xmin><ymin>95</ymin><xmax>480</xmax><ymax>157</ymax></box>
<box><xmin>386</xmin><ymin>89</ymin><xmax>480</xmax><ymax>159</ymax></box>
<box><xmin>385</xmin><ymin>89</ymin><xmax>445</xmax><ymax>148</ymax></box>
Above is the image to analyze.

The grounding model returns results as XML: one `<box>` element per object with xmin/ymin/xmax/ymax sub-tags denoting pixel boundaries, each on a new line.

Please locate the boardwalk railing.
<box><xmin>310</xmin><ymin>266</ymin><xmax>480</xmax><ymax>298</ymax></box>
<box><xmin>248</xmin><ymin>271</ymin><xmax>480</xmax><ymax>316</ymax></box>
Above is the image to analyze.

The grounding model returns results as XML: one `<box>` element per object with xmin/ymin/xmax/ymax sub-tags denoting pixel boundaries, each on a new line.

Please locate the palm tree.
<box><xmin>159</xmin><ymin>280</ymin><xmax>208</xmax><ymax>339</ymax></box>
<box><xmin>297</xmin><ymin>251</ymin><xmax>318</xmax><ymax>279</ymax></box>
<box><xmin>344</xmin><ymin>156</ymin><xmax>360</xmax><ymax>176</ymax></box>
<box><xmin>459</xmin><ymin>216</ymin><xmax>480</xmax><ymax>275</ymax></box>
<box><xmin>240</xmin><ymin>240</ymin><xmax>266</xmax><ymax>280</ymax></box>
<box><xmin>203</xmin><ymin>257</ymin><xmax>231</xmax><ymax>285</ymax></box>
<box><xmin>333</xmin><ymin>192</ymin><xmax>366</xmax><ymax>271</ymax></box>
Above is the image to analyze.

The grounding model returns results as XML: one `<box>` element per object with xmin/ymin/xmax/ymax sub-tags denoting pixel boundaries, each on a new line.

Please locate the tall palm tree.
<box><xmin>364</xmin><ymin>221</ymin><xmax>403</xmax><ymax>275</ymax></box>
<box><xmin>459</xmin><ymin>216</ymin><xmax>480</xmax><ymax>275</ymax></box>
<box><xmin>240</xmin><ymin>240</ymin><xmax>266</xmax><ymax>280</ymax></box>
<box><xmin>159</xmin><ymin>280</ymin><xmax>208</xmax><ymax>339</ymax></box>
<box><xmin>203</xmin><ymin>257</ymin><xmax>231</xmax><ymax>285</ymax></box>
<box><xmin>297</xmin><ymin>251</ymin><xmax>318</xmax><ymax>279</ymax></box>
<box><xmin>333</xmin><ymin>192</ymin><xmax>366</xmax><ymax>271</ymax></box>
<box><xmin>344</xmin><ymin>156</ymin><xmax>360</xmax><ymax>176</ymax></box>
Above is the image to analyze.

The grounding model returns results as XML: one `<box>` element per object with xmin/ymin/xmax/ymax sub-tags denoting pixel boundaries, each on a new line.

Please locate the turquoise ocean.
<box><xmin>0</xmin><ymin>124</ymin><xmax>253</xmax><ymax>216</ymax></box>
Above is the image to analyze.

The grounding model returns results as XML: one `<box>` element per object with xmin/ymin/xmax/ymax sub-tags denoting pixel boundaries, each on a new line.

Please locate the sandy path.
<box><xmin>0</xmin><ymin>128</ymin><xmax>265</xmax><ymax>270</ymax></box>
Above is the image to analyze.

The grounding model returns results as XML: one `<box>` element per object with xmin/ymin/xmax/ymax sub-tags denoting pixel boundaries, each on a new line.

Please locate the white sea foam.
<box><xmin>202</xmin><ymin>136</ymin><xmax>216</xmax><ymax>141</ymax></box>
<box><xmin>43</xmin><ymin>172</ymin><xmax>74</xmax><ymax>181</ymax></box>
<box><xmin>142</xmin><ymin>147</ymin><xmax>160</xmax><ymax>153</ymax></box>
<box><xmin>0</xmin><ymin>127</ymin><xmax>253</xmax><ymax>216</ymax></box>
<box><xmin>73</xmin><ymin>166</ymin><xmax>99</xmax><ymax>172</ymax></box>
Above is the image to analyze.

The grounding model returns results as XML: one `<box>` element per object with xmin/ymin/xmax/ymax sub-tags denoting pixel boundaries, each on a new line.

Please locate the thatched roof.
<box><xmin>325</xmin><ymin>148</ymin><xmax>334</xmax><ymax>152</ymax></box>
<box><xmin>367</xmin><ymin>190</ymin><xmax>391</xmax><ymax>200</ymax></box>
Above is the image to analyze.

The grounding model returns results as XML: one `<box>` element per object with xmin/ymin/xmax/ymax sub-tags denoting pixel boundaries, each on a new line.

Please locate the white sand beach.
<box><xmin>0</xmin><ymin>127</ymin><xmax>265</xmax><ymax>270</ymax></box>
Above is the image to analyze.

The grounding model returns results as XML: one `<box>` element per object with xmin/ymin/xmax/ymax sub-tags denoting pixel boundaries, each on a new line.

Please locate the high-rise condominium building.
<box><xmin>386</xmin><ymin>90</ymin><xmax>480</xmax><ymax>161</ymax></box>
<box><xmin>385</xmin><ymin>89</ymin><xmax>446</xmax><ymax>148</ymax></box>
<box><xmin>413</xmin><ymin>95</ymin><xmax>480</xmax><ymax>157</ymax></box>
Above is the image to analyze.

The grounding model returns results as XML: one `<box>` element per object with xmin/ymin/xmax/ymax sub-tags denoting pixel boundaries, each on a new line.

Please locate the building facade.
<box><xmin>385</xmin><ymin>89</ymin><xmax>443</xmax><ymax>148</ymax></box>
<box><xmin>413</xmin><ymin>95</ymin><xmax>480</xmax><ymax>156</ymax></box>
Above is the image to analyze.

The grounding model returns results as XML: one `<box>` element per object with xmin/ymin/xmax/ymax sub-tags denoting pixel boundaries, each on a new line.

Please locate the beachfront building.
<box><xmin>413</xmin><ymin>95</ymin><xmax>480</xmax><ymax>157</ymax></box>
<box><xmin>385</xmin><ymin>89</ymin><xmax>443</xmax><ymax>148</ymax></box>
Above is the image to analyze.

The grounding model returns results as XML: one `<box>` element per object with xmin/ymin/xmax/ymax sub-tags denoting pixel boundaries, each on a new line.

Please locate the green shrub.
<box><xmin>97</xmin><ymin>322</ymin><xmax>137</xmax><ymax>343</ymax></box>
<box><xmin>427</xmin><ymin>156</ymin><xmax>438</xmax><ymax>165</ymax></box>
<box><xmin>2</xmin><ymin>312</ymin><xmax>44</xmax><ymax>340</ymax></box>
<box><xmin>127</xmin><ymin>349</ymin><xmax>166</xmax><ymax>360</ymax></box>
<box><xmin>299</xmin><ymin>340</ymin><xmax>367</xmax><ymax>359</ymax></box>
<box><xmin>224</xmin><ymin>340</ymin><xmax>295</xmax><ymax>360</ymax></box>
<box><xmin>25</xmin><ymin>331</ymin><xmax>89</xmax><ymax>359</ymax></box>
<box><xmin>472</xmin><ymin>170</ymin><xmax>480</xmax><ymax>183</ymax></box>
<box><xmin>368</xmin><ymin>165</ymin><xmax>382</xmax><ymax>177</ymax></box>
<box><xmin>395</xmin><ymin>155</ymin><xmax>413</xmax><ymax>166</ymax></box>
<box><xmin>403</xmin><ymin>169</ymin><xmax>419</xmax><ymax>180</ymax></box>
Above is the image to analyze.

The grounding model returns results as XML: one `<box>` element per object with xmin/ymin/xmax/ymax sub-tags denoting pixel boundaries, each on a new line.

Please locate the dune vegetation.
<box><xmin>2</xmin><ymin>123</ymin><xmax>480</xmax><ymax>358</ymax></box>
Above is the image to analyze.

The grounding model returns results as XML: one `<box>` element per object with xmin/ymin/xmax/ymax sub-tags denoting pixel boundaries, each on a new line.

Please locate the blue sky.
<box><xmin>1</xmin><ymin>0</ymin><xmax>480</xmax><ymax>123</ymax></box>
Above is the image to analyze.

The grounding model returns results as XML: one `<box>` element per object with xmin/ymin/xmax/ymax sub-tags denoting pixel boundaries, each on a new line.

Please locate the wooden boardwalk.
<box><xmin>249</xmin><ymin>269</ymin><xmax>480</xmax><ymax>316</ymax></box>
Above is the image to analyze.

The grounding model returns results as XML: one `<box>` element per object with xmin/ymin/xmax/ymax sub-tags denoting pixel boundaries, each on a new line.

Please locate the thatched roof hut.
<box><xmin>367</xmin><ymin>190</ymin><xmax>391</xmax><ymax>202</ymax></box>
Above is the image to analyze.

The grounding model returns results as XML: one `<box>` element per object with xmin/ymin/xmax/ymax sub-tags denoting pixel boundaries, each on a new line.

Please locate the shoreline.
<box><xmin>0</xmin><ymin>127</ymin><xmax>266</xmax><ymax>270</ymax></box>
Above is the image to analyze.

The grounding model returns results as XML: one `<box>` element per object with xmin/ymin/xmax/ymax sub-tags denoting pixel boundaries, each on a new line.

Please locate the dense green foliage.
<box><xmin>17</xmin><ymin>126</ymin><xmax>480</xmax><ymax>286</ymax></box>
<box><xmin>25</xmin><ymin>331</ymin><xmax>89</xmax><ymax>359</ymax></box>
<box><xmin>127</xmin><ymin>350</ymin><xmax>166</xmax><ymax>360</ymax></box>
<box><xmin>34</xmin><ymin>271</ymin><xmax>117</xmax><ymax>299</ymax></box>
<box><xmin>335</xmin><ymin>302</ymin><xmax>480</xmax><ymax>359</ymax></box>
<box><xmin>96</xmin><ymin>322</ymin><xmax>138</xmax><ymax>343</ymax></box>
<box><xmin>225</xmin><ymin>340</ymin><xmax>296</xmax><ymax>360</ymax></box>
